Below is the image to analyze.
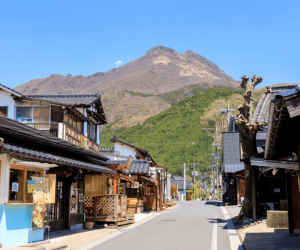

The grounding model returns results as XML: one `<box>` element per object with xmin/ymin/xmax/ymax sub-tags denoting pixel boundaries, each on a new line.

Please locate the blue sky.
<box><xmin>1</xmin><ymin>0</ymin><xmax>299</xmax><ymax>90</ymax></box>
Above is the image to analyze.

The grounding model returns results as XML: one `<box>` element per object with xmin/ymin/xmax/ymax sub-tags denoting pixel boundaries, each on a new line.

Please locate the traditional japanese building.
<box><xmin>0</xmin><ymin>116</ymin><xmax>114</xmax><ymax>248</ymax></box>
<box><xmin>0</xmin><ymin>83</ymin><xmax>106</xmax><ymax>153</ymax></box>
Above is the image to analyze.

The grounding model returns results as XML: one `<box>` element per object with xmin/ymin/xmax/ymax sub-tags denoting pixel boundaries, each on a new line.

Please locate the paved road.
<box><xmin>89</xmin><ymin>201</ymin><xmax>230</xmax><ymax>250</ymax></box>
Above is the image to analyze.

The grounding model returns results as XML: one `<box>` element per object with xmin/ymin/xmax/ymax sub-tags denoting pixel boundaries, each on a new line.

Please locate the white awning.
<box><xmin>251</xmin><ymin>157</ymin><xmax>299</xmax><ymax>170</ymax></box>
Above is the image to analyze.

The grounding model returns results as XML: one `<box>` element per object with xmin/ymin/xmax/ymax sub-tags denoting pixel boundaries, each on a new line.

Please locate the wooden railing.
<box><xmin>24</xmin><ymin>123</ymin><xmax>59</xmax><ymax>137</ymax></box>
<box><xmin>85</xmin><ymin>195</ymin><xmax>127</xmax><ymax>221</ymax></box>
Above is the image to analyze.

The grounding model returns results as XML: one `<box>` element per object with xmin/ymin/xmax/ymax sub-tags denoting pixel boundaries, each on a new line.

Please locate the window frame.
<box><xmin>0</xmin><ymin>106</ymin><xmax>8</xmax><ymax>117</ymax></box>
<box><xmin>8</xmin><ymin>165</ymin><xmax>44</xmax><ymax>204</ymax></box>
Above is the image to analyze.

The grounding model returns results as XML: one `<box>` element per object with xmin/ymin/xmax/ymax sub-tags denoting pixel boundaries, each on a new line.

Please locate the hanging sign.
<box><xmin>28</xmin><ymin>181</ymin><xmax>36</xmax><ymax>193</ymax></box>
<box><xmin>131</xmin><ymin>182</ymin><xmax>139</xmax><ymax>189</ymax></box>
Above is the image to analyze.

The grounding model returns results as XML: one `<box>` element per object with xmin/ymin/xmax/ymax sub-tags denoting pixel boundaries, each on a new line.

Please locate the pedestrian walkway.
<box><xmin>224</xmin><ymin>204</ymin><xmax>300</xmax><ymax>250</ymax></box>
<box><xmin>2</xmin><ymin>209</ymin><xmax>168</xmax><ymax>250</ymax></box>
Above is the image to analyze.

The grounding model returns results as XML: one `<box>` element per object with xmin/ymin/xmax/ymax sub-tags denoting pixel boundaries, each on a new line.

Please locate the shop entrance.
<box><xmin>49</xmin><ymin>175</ymin><xmax>66</xmax><ymax>231</ymax></box>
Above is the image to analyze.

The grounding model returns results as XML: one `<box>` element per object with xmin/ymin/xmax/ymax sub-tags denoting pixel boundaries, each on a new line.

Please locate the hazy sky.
<box><xmin>1</xmin><ymin>0</ymin><xmax>299</xmax><ymax>89</ymax></box>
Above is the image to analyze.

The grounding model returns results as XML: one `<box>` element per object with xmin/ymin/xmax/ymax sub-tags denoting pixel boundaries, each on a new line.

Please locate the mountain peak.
<box><xmin>14</xmin><ymin>46</ymin><xmax>240</xmax><ymax>95</ymax></box>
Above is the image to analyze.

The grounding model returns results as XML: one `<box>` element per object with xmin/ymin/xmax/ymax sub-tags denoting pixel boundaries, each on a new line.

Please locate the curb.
<box><xmin>219</xmin><ymin>203</ymin><xmax>244</xmax><ymax>250</ymax></box>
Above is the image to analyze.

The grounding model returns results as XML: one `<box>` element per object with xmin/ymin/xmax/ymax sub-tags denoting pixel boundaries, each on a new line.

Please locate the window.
<box><xmin>16</xmin><ymin>107</ymin><xmax>33</xmax><ymax>123</ymax></box>
<box><xmin>33</xmin><ymin>107</ymin><xmax>50</xmax><ymax>123</ymax></box>
<box><xmin>8</xmin><ymin>166</ymin><xmax>43</xmax><ymax>203</ymax></box>
<box><xmin>0</xmin><ymin>106</ymin><xmax>8</xmax><ymax>117</ymax></box>
<box><xmin>51</xmin><ymin>106</ymin><xmax>63</xmax><ymax>123</ymax></box>
<box><xmin>89</xmin><ymin>121</ymin><xmax>97</xmax><ymax>141</ymax></box>
<box><xmin>9</xmin><ymin>169</ymin><xmax>25</xmax><ymax>201</ymax></box>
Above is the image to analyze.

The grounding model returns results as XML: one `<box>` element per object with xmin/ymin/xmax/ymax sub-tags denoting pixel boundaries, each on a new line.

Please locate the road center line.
<box><xmin>211</xmin><ymin>214</ymin><xmax>217</xmax><ymax>250</ymax></box>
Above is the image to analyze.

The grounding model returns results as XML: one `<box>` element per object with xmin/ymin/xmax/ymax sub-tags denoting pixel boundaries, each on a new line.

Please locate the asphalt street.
<box><xmin>88</xmin><ymin>201</ymin><xmax>230</xmax><ymax>250</ymax></box>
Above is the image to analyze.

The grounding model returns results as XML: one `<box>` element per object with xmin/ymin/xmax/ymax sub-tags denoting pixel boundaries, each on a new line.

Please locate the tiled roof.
<box><xmin>170</xmin><ymin>180</ymin><xmax>191</xmax><ymax>190</ymax></box>
<box><xmin>2</xmin><ymin>141</ymin><xmax>115</xmax><ymax>174</ymax></box>
<box><xmin>25</xmin><ymin>94</ymin><xmax>100</xmax><ymax>106</ymax></box>
<box><xmin>0</xmin><ymin>83</ymin><xmax>23</xmax><ymax>97</ymax></box>
<box><xmin>171</xmin><ymin>175</ymin><xmax>184</xmax><ymax>181</ymax></box>
<box><xmin>251</xmin><ymin>84</ymin><xmax>299</xmax><ymax>125</ymax></box>
<box><xmin>106</xmin><ymin>160</ymin><xmax>150</xmax><ymax>174</ymax></box>
<box><xmin>265</xmin><ymin>90</ymin><xmax>300</xmax><ymax>160</ymax></box>
<box><xmin>0</xmin><ymin>116</ymin><xmax>109</xmax><ymax>161</ymax></box>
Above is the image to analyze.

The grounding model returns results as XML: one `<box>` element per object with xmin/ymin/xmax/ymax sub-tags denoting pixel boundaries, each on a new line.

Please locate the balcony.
<box><xmin>24</xmin><ymin>123</ymin><xmax>59</xmax><ymax>137</ymax></box>
<box><xmin>23</xmin><ymin>122</ymin><xmax>100</xmax><ymax>154</ymax></box>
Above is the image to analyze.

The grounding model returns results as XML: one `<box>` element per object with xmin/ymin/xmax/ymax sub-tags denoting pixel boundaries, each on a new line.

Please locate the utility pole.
<box><xmin>183</xmin><ymin>163</ymin><xmax>186</xmax><ymax>200</ymax></box>
<box><xmin>204</xmin><ymin>124</ymin><xmax>221</xmax><ymax>200</ymax></box>
<box><xmin>193</xmin><ymin>162</ymin><xmax>196</xmax><ymax>201</ymax></box>
<box><xmin>221</xmin><ymin>101</ymin><xmax>236</xmax><ymax>132</ymax></box>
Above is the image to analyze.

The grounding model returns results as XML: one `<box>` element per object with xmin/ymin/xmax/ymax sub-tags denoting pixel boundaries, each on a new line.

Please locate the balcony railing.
<box><xmin>24</xmin><ymin>123</ymin><xmax>59</xmax><ymax>137</ymax></box>
<box><xmin>23</xmin><ymin>122</ymin><xmax>100</xmax><ymax>153</ymax></box>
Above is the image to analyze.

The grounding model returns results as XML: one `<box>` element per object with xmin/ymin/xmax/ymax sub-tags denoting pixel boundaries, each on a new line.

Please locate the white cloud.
<box><xmin>115</xmin><ymin>60</ymin><xmax>123</xmax><ymax>67</ymax></box>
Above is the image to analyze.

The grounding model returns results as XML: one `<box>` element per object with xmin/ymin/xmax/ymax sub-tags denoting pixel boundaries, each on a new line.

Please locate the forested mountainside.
<box><xmin>101</xmin><ymin>88</ymin><xmax>246</xmax><ymax>175</ymax></box>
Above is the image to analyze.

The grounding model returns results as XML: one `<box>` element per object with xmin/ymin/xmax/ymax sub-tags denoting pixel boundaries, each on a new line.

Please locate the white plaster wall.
<box><xmin>114</xmin><ymin>142</ymin><xmax>137</xmax><ymax>160</ymax></box>
<box><xmin>0</xmin><ymin>154</ymin><xmax>11</xmax><ymax>204</ymax></box>
<box><xmin>0</xmin><ymin>91</ymin><xmax>15</xmax><ymax>119</ymax></box>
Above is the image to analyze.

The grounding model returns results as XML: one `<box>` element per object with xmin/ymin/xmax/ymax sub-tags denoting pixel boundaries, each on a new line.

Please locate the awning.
<box><xmin>120</xmin><ymin>175</ymin><xmax>135</xmax><ymax>182</ymax></box>
<box><xmin>224</xmin><ymin>163</ymin><xmax>245</xmax><ymax>173</ymax></box>
<box><xmin>3</xmin><ymin>142</ymin><xmax>115</xmax><ymax>174</ymax></box>
<box><xmin>250</xmin><ymin>157</ymin><xmax>299</xmax><ymax>171</ymax></box>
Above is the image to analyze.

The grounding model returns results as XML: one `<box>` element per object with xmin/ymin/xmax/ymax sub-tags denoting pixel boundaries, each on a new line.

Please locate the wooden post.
<box><xmin>252</xmin><ymin>172</ymin><xmax>256</xmax><ymax>221</ymax></box>
<box><xmin>286</xmin><ymin>172</ymin><xmax>295</xmax><ymax>235</ymax></box>
<box><xmin>237</xmin><ymin>175</ymin><xmax>240</xmax><ymax>205</ymax></box>
<box><xmin>93</xmin><ymin>197</ymin><xmax>97</xmax><ymax>219</ymax></box>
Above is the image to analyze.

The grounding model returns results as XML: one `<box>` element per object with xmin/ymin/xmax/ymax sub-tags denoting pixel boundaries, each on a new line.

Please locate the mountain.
<box><xmin>100</xmin><ymin>88</ymin><xmax>246</xmax><ymax>175</ymax></box>
<box><xmin>15</xmin><ymin>46</ymin><xmax>240</xmax><ymax>95</ymax></box>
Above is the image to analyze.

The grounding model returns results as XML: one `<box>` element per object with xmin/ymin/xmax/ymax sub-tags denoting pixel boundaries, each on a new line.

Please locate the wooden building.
<box><xmin>0</xmin><ymin>83</ymin><xmax>107</xmax><ymax>154</ymax></box>
<box><xmin>0</xmin><ymin>116</ymin><xmax>114</xmax><ymax>247</ymax></box>
<box><xmin>222</xmin><ymin>132</ymin><xmax>245</xmax><ymax>205</ymax></box>
<box><xmin>250</xmin><ymin>84</ymin><xmax>300</xmax><ymax>233</ymax></box>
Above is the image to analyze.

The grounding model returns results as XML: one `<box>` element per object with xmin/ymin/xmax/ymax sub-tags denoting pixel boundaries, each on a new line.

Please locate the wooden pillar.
<box><xmin>113</xmin><ymin>174</ymin><xmax>117</xmax><ymax>195</ymax></box>
<box><xmin>237</xmin><ymin>175</ymin><xmax>240</xmax><ymax>205</ymax></box>
<box><xmin>252</xmin><ymin>171</ymin><xmax>256</xmax><ymax>221</ymax></box>
<box><xmin>286</xmin><ymin>172</ymin><xmax>295</xmax><ymax>235</ymax></box>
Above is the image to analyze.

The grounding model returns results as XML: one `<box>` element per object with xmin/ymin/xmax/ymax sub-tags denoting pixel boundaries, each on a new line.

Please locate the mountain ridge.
<box><xmin>14</xmin><ymin>45</ymin><xmax>240</xmax><ymax>95</ymax></box>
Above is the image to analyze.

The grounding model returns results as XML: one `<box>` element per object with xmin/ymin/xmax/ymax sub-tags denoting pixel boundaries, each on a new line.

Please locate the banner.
<box><xmin>31</xmin><ymin>177</ymin><xmax>50</xmax><ymax>229</ymax></box>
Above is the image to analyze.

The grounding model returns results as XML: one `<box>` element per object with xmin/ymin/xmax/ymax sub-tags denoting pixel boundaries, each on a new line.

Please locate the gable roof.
<box><xmin>0</xmin><ymin>83</ymin><xmax>23</xmax><ymax>97</ymax></box>
<box><xmin>25</xmin><ymin>94</ymin><xmax>100</xmax><ymax>106</ymax></box>
<box><xmin>25</xmin><ymin>94</ymin><xmax>107</xmax><ymax>124</ymax></box>
<box><xmin>251</xmin><ymin>84</ymin><xmax>299</xmax><ymax>125</ymax></box>
<box><xmin>106</xmin><ymin>159</ymin><xmax>151</xmax><ymax>174</ymax></box>
<box><xmin>111</xmin><ymin>136</ymin><xmax>159</xmax><ymax>166</ymax></box>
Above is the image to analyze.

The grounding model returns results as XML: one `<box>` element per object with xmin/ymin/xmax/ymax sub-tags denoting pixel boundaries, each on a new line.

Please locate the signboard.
<box><xmin>31</xmin><ymin>177</ymin><xmax>50</xmax><ymax>229</ymax></box>
<box><xmin>145</xmin><ymin>187</ymin><xmax>150</xmax><ymax>196</ymax></box>
<box><xmin>80</xmin><ymin>135</ymin><xmax>89</xmax><ymax>150</ymax></box>
<box><xmin>274</xmin><ymin>188</ymin><xmax>280</xmax><ymax>193</ymax></box>
<box><xmin>79</xmin><ymin>193</ymin><xmax>84</xmax><ymax>202</ymax></box>
<box><xmin>125</xmin><ymin>156</ymin><xmax>133</xmax><ymax>170</ymax></box>
<box><xmin>70</xmin><ymin>187</ymin><xmax>78</xmax><ymax>213</ymax></box>
<box><xmin>192</xmin><ymin>171</ymin><xmax>198</xmax><ymax>176</ymax></box>
<box><xmin>213</xmin><ymin>154</ymin><xmax>220</xmax><ymax>160</ymax></box>
<box><xmin>85</xmin><ymin>175</ymin><xmax>108</xmax><ymax>197</ymax></box>
<box><xmin>12</xmin><ymin>182</ymin><xmax>19</xmax><ymax>192</ymax></box>
<box><xmin>131</xmin><ymin>181</ymin><xmax>139</xmax><ymax>189</ymax></box>
<box><xmin>28</xmin><ymin>181</ymin><xmax>36</xmax><ymax>193</ymax></box>
<box><xmin>45</xmin><ymin>174</ymin><xmax>56</xmax><ymax>203</ymax></box>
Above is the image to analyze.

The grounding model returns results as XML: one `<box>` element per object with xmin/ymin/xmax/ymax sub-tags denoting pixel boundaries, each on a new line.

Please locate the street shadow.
<box><xmin>243</xmin><ymin>229</ymin><xmax>300</xmax><ymax>250</ymax></box>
